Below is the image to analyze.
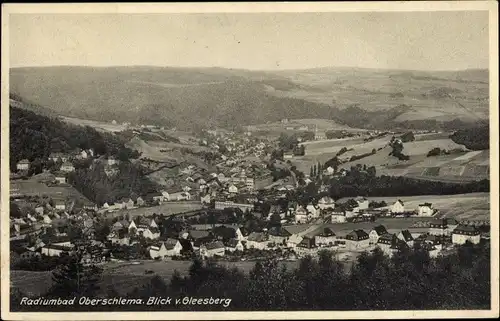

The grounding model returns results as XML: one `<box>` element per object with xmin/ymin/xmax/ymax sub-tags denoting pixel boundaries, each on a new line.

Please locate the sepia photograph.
<box><xmin>1</xmin><ymin>2</ymin><xmax>498</xmax><ymax>320</ymax></box>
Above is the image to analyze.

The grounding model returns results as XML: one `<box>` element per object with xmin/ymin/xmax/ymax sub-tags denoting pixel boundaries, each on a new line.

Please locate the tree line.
<box><xmin>10</xmin><ymin>241</ymin><xmax>490</xmax><ymax>311</ymax></box>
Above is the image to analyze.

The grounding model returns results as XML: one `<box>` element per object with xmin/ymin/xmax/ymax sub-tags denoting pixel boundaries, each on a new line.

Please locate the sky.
<box><xmin>9</xmin><ymin>11</ymin><xmax>489</xmax><ymax>71</ymax></box>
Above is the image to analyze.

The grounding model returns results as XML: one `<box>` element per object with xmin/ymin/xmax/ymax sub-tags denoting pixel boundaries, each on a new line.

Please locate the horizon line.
<box><xmin>9</xmin><ymin>64</ymin><xmax>489</xmax><ymax>73</ymax></box>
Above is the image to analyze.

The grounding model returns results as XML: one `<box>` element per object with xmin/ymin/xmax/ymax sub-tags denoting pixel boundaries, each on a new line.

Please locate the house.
<box><xmin>295</xmin><ymin>237</ymin><xmax>318</xmax><ymax>255</ymax></box>
<box><xmin>283</xmin><ymin>152</ymin><xmax>294</xmax><ymax>160</ymax></box>
<box><xmin>225</xmin><ymin>239</ymin><xmax>245</xmax><ymax>252</ymax></box>
<box><xmin>306</xmin><ymin>204</ymin><xmax>320</xmax><ymax>218</ymax></box>
<box><xmin>397</xmin><ymin>230</ymin><xmax>415</xmax><ymax>247</ymax></box>
<box><xmin>107</xmin><ymin>156</ymin><xmax>117</xmax><ymax>166</ymax></box>
<box><xmin>355</xmin><ymin>197</ymin><xmax>369</xmax><ymax>210</ymax></box>
<box><xmin>214</xmin><ymin>201</ymin><xmax>254</xmax><ymax>213</ymax></box>
<box><xmin>318</xmin><ymin>196</ymin><xmax>335</xmax><ymax>210</ymax></box>
<box><xmin>135</xmin><ymin>196</ymin><xmax>145</xmax><ymax>207</ymax></box>
<box><xmin>60</xmin><ymin>162</ymin><xmax>75</xmax><ymax>173</ymax></box>
<box><xmin>329</xmin><ymin>208</ymin><xmax>347</xmax><ymax>223</ymax></box>
<box><xmin>429</xmin><ymin>218</ymin><xmax>458</xmax><ymax>236</ymax></box>
<box><xmin>228</xmin><ymin>184</ymin><xmax>239</xmax><ymax>194</ymax></box>
<box><xmin>150</xmin><ymin>192</ymin><xmax>164</xmax><ymax>204</ymax></box>
<box><xmin>49</xmin><ymin>152</ymin><xmax>68</xmax><ymax>163</ymax></box>
<box><xmin>42</xmin><ymin>214</ymin><xmax>53</xmax><ymax>225</ymax></box>
<box><xmin>314</xmin><ymin>227</ymin><xmax>337</xmax><ymax>247</ymax></box>
<box><xmin>54</xmin><ymin>174</ymin><xmax>67</xmax><ymax>184</ymax></box>
<box><xmin>294</xmin><ymin>205</ymin><xmax>309</xmax><ymax>224</ymax></box>
<box><xmin>452</xmin><ymin>225</ymin><xmax>481</xmax><ymax>245</ymax></box>
<box><xmin>121</xmin><ymin>198</ymin><xmax>135</xmax><ymax>209</ymax></box>
<box><xmin>164</xmin><ymin>238</ymin><xmax>183</xmax><ymax>257</ymax></box>
<box><xmin>107</xmin><ymin>229</ymin><xmax>130</xmax><ymax>245</ymax></box>
<box><xmin>377</xmin><ymin>234</ymin><xmax>409</xmax><ymax>257</ymax></box>
<box><xmin>161</xmin><ymin>191</ymin><xmax>171</xmax><ymax>201</ymax></box>
<box><xmin>41</xmin><ymin>244</ymin><xmax>74</xmax><ymax>257</ymax></box>
<box><xmin>200</xmin><ymin>194</ymin><xmax>211</xmax><ymax>205</ymax></box>
<box><xmin>201</xmin><ymin>241</ymin><xmax>226</xmax><ymax>258</ymax></box>
<box><xmin>391</xmin><ymin>200</ymin><xmax>405</xmax><ymax>214</ymax></box>
<box><xmin>16</xmin><ymin>159</ymin><xmax>30</xmax><ymax>171</ymax></box>
<box><xmin>268</xmin><ymin>227</ymin><xmax>291</xmax><ymax>246</ymax></box>
<box><xmin>169</xmin><ymin>189</ymin><xmax>191</xmax><ymax>201</ymax></box>
<box><xmin>246</xmin><ymin>232</ymin><xmax>269</xmax><ymax>250</ymax></box>
<box><xmin>149</xmin><ymin>242</ymin><xmax>168</xmax><ymax>259</ymax></box>
<box><xmin>80</xmin><ymin>150</ymin><xmax>88</xmax><ymax>159</ymax></box>
<box><xmin>369</xmin><ymin>225</ymin><xmax>388</xmax><ymax>244</ymax></box>
<box><xmin>324</xmin><ymin>166</ymin><xmax>335</xmax><ymax>176</ymax></box>
<box><xmin>54</xmin><ymin>199</ymin><xmax>66</xmax><ymax>211</ymax></box>
<box><xmin>345</xmin><ymin>230</ymin><xmax>370</xmax><ymax>251</ymax></box>
<box><xmin>418</xmin><ymin>203</ymin><xmax>435</xmax><ymax>216</ymax></box>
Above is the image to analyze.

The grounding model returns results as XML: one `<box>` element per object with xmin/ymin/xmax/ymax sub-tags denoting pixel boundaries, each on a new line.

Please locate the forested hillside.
<box><xmin>9</xmin><ymin>106</ymin><xmax>139</xmax><ymax>171</ymax></box>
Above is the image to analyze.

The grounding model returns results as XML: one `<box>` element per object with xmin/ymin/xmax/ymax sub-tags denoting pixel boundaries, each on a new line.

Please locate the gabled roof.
<box><xmin>318</xmin><ymin>227</ymin><xmax>336</xmax><ymax>237</ymax></box>
<box><xmin>399</xmin><ymin>229</ymin><xmax>414</xmax><ymax>242</ymax></box>
<box><xmin>347</xmin><ymin>229</ymin><xmax>369</xmax><ymax>240</ymax></box>
<box><xmin>371</xmin><ymin>225</ymin><xmax>388</xmax><ymax>236</ymax></box>
<box><xmin>247</xmin><ymin>232</ymin><xmax>268</xmax><ymax>242</ymax></box>
<box><xmin>204</xmin><ymin>241</ymin><xmax>225</xmax><ymax>250</ymax></box>
<box><xmin>225</xmin><ymin>238</ymin><xmax>241</xmax><ymax>248</ymax></box>
<box><xmin>419</xmin><ymin>202</ymin><xmax>433</xmax><ymax>207</ymax></box>
<box><xmin>453</xmin><ymin>224</ymin><xmax>479</xmax><ymax>234</ymax></box>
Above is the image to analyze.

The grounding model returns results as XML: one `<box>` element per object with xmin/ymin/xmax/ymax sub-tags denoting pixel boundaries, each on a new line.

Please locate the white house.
<box><xmin>200</xmin><ymin>241</ymin><xmax>226</xmax><ymax>258</ymax></box>
<box><xmin>54</xmin><ymin>200</ymin><xmax>66</xmax><ymax>211</ymax></box>
<box><xmin>294</xmin><ymin>206</ymin><xmax>309</xmax><ymax>224</ymax></box>
<box><xmin>225</xmin><ymin>239</ymin><xmax>245</xmax><ymax>252</ymax></box>
<box><xmin>200</xmin><ymin>194</ymin><xmax>211</xmax><ymax>205</ymax></box>
<box><xmin>318</xmin><ymin>196</ymin><xmax>335</xmax><ymax>210</ymax></box>
<box><xmin>60</xmin><ymin>162</ymin><xmax>75</xmax><ymax>173</ymax></box>
<box><xmin>150</xmin><ymin>242</ymin><xmax>168</xmax><ymax>259</ymax></box>
<box><xmin>161</xmin><ymin>191</ymin><xmax>171</xmax><ymax>201</ymax></box>
<box><xmin>16</xmin><ymin>159</ymin><xmax>30</xmax><ymax>171</ymax></box>
<box><xmin>164</xmin><ymin>238</ymin><xmax>183</xmax><ymax>257</ymax></box>
<box><xmin>324</xmin><ymin>166</ymin><xmax>335</xmax><ymax>176</ymax></box>
<box><xmin>452</xmin><ymin>225</ymin><xmax>481</xmax><ymax>245</ymax></box>
<box><xmin>228</xmin><ymin>184</ymin><xmax>239</xmax><ymax>194</ymax></box>
<box><xmin>246</xmin><ymin>232</ymin><xmax>269</xmax><ymax>250</ymax></box>
<box><xmin>418</xmin><ymin>203</ymin><xmax>435</xmax><ymax>216</ymax></box>
<box><xmin>369</xmin><ymin>225</ymin><xmax>388</xmax><ymax>244</ymax></box>
<box><xmin>305</xmin><ymin>204</ymin><xmax>319</xmax><ymax>218</ymax></box>
<box><xmin>391</xmin><ymin>200</ymin><xmax>405</xmax><ymax>214</ymax></box>
<box><xmin>397</xmin><ymin>230</ymin><xmax>415</xmax><ymax>248</ymax></box>
<box><xmin>41</xmin><ymin>244</ymin><xmax>74</xmax><ymax>257</ymax></box>
<box><xmin>355</xmin><ymin>197</ymin><xmax>369</xmax><ymax>211</ymax></box>
<box><xmin>107</xmin><ymin>156</ymin><xmax>117</xmax><ymax>166</ymax></box>
<box><xmin>330</xmin><ymin>208</ymin><xmax>347</xmax><ymax>223</ymax></box>
<box><xmin>314</xmin><ymin>228</ymin><xmax>337</xmax><ymax>247</ymax></box>
<box><xmin>345</xmin><ymin>230</ymin><xmax>370</xmax><ymax>251</ymax></box>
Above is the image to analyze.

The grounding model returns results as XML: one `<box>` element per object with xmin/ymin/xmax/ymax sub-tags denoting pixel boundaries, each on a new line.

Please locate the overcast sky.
<box><xmin>9</xmin><ymin>11</ymin><xmax>489</xmax><ymax>71</ymax></box>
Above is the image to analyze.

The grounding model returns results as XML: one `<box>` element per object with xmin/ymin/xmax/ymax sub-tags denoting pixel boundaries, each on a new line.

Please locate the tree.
<box><xmin>47</xmin><ymin>254</ymin><xmax>102</xmax><ymax>298</ymax></box>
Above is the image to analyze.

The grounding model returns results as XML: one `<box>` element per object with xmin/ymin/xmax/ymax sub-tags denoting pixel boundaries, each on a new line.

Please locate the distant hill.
<box><xmin>10</xmin><ymin>66</ymin><xmax>489</xmax><ymax>131</ymax></box>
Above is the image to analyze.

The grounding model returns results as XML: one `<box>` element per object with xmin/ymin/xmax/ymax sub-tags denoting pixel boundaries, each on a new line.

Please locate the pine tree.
<box><xmin>47</xmin><ymin>253</ymin><xmax>102</xmax><ymax>298</ymax></box>
<box><xmin>309</xmin><ymin>166</ymin><xmax>314</xmax><ymax>178</ymax></box>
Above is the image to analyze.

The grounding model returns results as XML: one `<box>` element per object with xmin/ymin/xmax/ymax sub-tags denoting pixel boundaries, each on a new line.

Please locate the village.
<box><xmin>9</xmin><ymin>124</ymin><xmax>489</xmax><ymax>273</ymax></box>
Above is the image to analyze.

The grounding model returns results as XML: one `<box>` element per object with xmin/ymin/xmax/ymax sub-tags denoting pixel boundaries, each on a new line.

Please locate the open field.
<box><xmin>337</xmin><ymin>192</ymin><xmax>489</xmax><ymax>220</ymax></box>
<box><xmin>60</xmin><ymin>116</ymin><xmax>127</xmax><ymax>133</ymax></box>
<box><xmin>11</xmin><ymin>260</ymin><xmax>301</xmax><ymax>296</ymax></box>
<box><xmin>292</xmin><ymin>133</ymin><xmax>489</xmax><ymax>182</ymax></box>
<box><xmin>11</xmin><ymin>176</ymin><xmax>90</xmax><ymax>203</ymax></box>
